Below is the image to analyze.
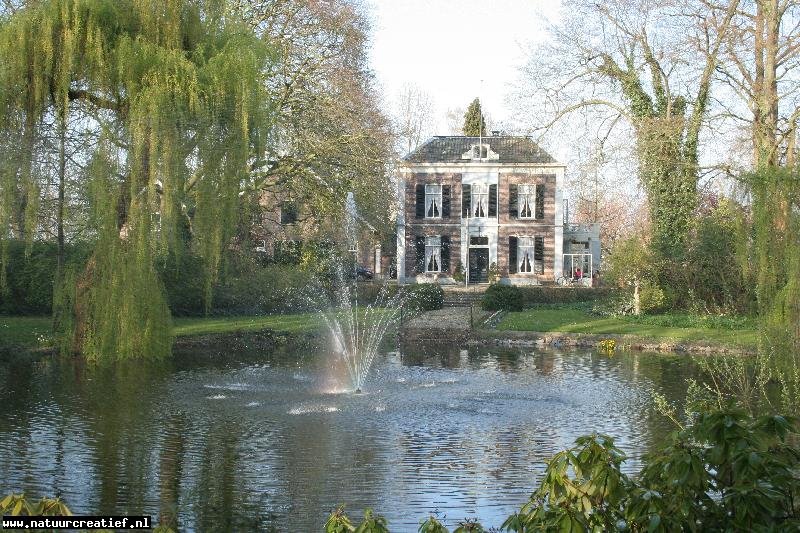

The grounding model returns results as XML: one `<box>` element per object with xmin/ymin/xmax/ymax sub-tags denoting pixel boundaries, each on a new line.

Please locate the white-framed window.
<box><xmin>472</xmin><ymin>145</ymin><xmax>488</xmax><ymax>158</ymax></box>
<box><xmin>518</xmin><ymin>184</ymin><xmax>536</xmax><ymax>219</ymax></box>
<box><xmin>471</xmin><ymin>183</ymin><xmax>488</xmax><ymax>218</ymax></box>
<box><xmin>518</xmin><ymin>237</ymin><xmax>544</xmax><ymax>274</ymax></box>
<box><xmin>425</xmin><ymin>184</ymin><xmax>442</xmax><ymax>218</ymax></box>
<box><xmin>425</xmin><ymin>236</ymin><xmax>441</xmax><ymax>272</ymax></box>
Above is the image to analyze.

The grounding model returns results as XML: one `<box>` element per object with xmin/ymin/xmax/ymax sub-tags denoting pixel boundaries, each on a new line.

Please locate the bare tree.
<box><xmin>235</xmin><ymin>0</ymin><xmax>395</xmax><ymax>231</ymax></box>
<box><xmin>514</xmin><ymin>0</ymin><xmax>740</xmax><ymax>256</ymax></box>
<box><xmin>444</xmin><ymin>106</ymin><xmax>466</xmax><ymax>135</ymax></box>
<box><xmin>394</xmin><ymin>83</ymin><xmax>435</xmax><ymax>155</ymax></box>
<box><xmin>709</xmin><ymin>0</ymin><xmax>800</xmax><ymax>167</ymax></box>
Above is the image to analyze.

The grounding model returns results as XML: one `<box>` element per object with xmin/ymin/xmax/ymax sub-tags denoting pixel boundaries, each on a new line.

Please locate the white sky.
<box><xmin>367</xmin><ymin>0</ymin><xmax>561</xmax><ymax>137</ymax></box>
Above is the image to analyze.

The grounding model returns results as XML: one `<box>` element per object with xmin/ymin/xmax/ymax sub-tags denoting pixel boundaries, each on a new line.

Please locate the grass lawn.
<box><xmin>2</xmin><ymin>310</ymin><xmax>391</xmax><ymax>350</ymax></box>
<box><xmin>0</xmin><ymin>315</ymin><xmax>53</xmax><ymax>349</ymax></box>
<box><xmin>496</xmin><ymin>306</ymin><xmax>759</xmax><ymax>348</ymax></box>
<box><xmin>173</xmin><ymin>313</ymin><xmax>322</xmax><ymax>337</ymax></box>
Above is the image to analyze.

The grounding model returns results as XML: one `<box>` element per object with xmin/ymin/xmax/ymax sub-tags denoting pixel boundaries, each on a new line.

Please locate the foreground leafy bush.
<box><xmin>504</xmin><ymin>407</ymin><xmax>800</xmax><ymax>532</ymax></box>
<box><xmin>482</xmin><ymin>284</ymin><xmax>524</xmax><ymax>311</ymax></box>
<box><xmin>325</xmin><ymin>507</ymin><xmax>389</xmax><ymax>533</ymax></box>
<box><xmin>402</xmin><ymin>283</ymin><xmax>443</xmax><ymax>312</ymax></box>
<box><xmin>1</xmin><ymin>493</ymin><xmax>176</xmax><ymax>532</ymax></box>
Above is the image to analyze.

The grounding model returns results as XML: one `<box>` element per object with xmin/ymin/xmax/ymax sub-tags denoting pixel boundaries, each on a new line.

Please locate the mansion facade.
<box><xmin>396</xmin><ymin>135</ymin><xmax>600</xmax><ymax>285</ymax></box>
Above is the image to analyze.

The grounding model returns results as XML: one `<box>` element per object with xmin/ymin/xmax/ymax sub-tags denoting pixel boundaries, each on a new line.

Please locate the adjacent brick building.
<box><xmin>396</xmin><ymin>135</ymin><xmax>601</xmax><ymax>285</ymax></box>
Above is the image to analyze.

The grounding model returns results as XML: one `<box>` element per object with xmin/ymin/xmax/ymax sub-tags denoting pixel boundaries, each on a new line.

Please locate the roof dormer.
<box><xmin>461</xmin><ymin>143</ymin><xmax>499</xmax><ymax>161</ymax></box>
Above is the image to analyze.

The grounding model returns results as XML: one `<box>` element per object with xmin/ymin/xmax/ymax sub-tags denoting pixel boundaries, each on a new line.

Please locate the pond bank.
<box><xmin>0</xmin><ymin>314</ymin><xmax>323</xmax><ymax>357</ymax></box>
<box><xmin>471</xmin><ymin>329</ymin><xmax>756</xmax><ymax>355</ymax></box>
<box><xmin>400</xmin><ymin>306</ymin><xmax>757</xmax><ymax>355</ymax></box>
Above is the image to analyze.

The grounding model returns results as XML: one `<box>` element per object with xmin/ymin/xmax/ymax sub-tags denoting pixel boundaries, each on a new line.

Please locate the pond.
<box><xmin>0</xmin><ymin>341</ymin><xmax>697</xmax><ymax>531</ymax></box>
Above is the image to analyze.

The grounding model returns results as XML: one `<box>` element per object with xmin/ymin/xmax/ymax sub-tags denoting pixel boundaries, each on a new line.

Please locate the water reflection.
<box><xmin>0</xmin><ymin>343</ymin><xmax>697</xmax><ymax>531</ymax></box>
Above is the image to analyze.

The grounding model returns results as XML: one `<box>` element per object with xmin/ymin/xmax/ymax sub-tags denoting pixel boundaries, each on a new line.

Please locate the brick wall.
<box><xmin>404</xmin><ymin>224</ymin><xmax>462</xmax><ymax>278</ymax></box>
<box><xmin>404</xmin><ymin>172</ymin><xmax>462</xmax><ymax>277</ymax></box>
<box><xmin>402</xmin><ymin>171</ymin><xmax>559</xmax><ymax>281</ymax></box>
<box><xmin>497</xmin><ymin>226</ymin><xmax>556</xmax><ymax>279</ymax></box>
<box><xmin>498</xmin><ymin>173</ymin><xmax>557</xmax><ymax>224</ymax></box>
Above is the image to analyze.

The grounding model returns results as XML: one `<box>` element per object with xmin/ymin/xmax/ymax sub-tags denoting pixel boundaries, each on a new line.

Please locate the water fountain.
<box><xmin>318</xmin><ymin>193</ymin><xmax>404</xmax><ymax>392</ymax></box>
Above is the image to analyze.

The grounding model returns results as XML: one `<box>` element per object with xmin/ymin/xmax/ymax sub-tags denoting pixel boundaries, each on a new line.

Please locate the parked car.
<box><xmin>353</xmin><ymin>265</ymin><xmax>373</xmax><ymax>280</ymax></box>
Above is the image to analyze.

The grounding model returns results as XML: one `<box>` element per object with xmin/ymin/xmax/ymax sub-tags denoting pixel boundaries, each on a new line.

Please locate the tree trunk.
<box><xmin>753</xmin><ymin>0</ymin><xmax>780</xmax><ymax>167</ymax></box>
<box><xmin>56</xmin><ymin>114</ymin><xmax>66</xmax><ymax>275</ymax></box>
<box><xmin>633</xmin><ymin>279</ymin><xmax>641</xmax><ymax>316</ymax></box>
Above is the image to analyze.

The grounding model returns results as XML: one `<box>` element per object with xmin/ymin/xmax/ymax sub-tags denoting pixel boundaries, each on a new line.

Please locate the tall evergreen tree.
<box><xmin>462</xmin><ymin>98</ymin><xmax>486</xmax><ymax>136</ymax></box>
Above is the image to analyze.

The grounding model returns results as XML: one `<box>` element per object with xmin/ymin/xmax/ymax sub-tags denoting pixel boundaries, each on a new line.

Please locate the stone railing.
<box><xmin>564</xmin><ymin>223</ymin><xmax>600</xmax><ymax>233</ymax></box>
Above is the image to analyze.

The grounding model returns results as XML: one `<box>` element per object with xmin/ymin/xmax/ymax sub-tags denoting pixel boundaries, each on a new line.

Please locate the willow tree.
<box><xmin>0</xmin><ymin>0</ymin><xmax>274</xmax><ymax>359</ymax></box>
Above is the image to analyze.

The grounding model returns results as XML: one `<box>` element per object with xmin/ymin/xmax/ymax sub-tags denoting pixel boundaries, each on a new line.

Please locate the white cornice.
<box><xmin>397</xmin><ymin>162</ymin><xmax>565</xmax><ymax>173</ymax></box>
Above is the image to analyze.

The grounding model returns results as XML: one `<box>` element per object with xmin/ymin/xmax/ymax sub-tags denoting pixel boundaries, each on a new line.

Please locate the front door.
<box><xmin>468</xmin><ymin>248</ymin><xmax>489</xmax><ymax>284</ymax></box>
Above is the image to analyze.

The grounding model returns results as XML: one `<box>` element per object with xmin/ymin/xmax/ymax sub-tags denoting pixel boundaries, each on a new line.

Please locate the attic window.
<box><xmin>462</xmin><ymin>143</ymin><xmax>499</xmax><ymax>160</ymax></box>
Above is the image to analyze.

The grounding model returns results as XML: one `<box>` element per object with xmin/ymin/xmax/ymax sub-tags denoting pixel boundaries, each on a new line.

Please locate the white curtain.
<box><xmin>425</xmin><ymin>185</ymin><xmax>441</xmax><ymax>218</ymax></box>
<box><xmin>425</xmin><ymin>236</ymin><xmax>441</xmax><ymax>272</ymax></box>
<box><xmin>518</xmin><ymin>185</ymin><xmax>534</xmax><ymax>218</ymax></box>
<box><xmin>518</xmin><ymin>237</ymin><xmax>535</xmax><ymax>273</ymax></box>
<box><xmin>472</xmin><ymin>183</ymin><xmax>487</xmax><ymax>218</ymax></box>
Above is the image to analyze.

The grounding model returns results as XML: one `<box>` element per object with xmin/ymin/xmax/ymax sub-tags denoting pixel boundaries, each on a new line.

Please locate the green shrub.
<box><xmin>355</xmin><ymin>283</ymin><xmax>400</xmax><ymax>306</ymax></box>
<box><xmin>0</xmin><ymin>240</ymin><xmax>90</xmax><ymax>315</ymax></box>
<box><xmin>639</xmin><ymin>281</ymin><xmax>668</xmax><ymax>314</ymax></box>
<box><xmin>452</xmin><ymin>261</ymin><xmax>465</xmax><ymax>283</ymax></box>
<box><xmin>487</xmin><ymin>262</ymin><xmax>499</xmax><ymax>284</ymax></box>
<box><xmin>482</xmin><ymin>284</ymin><xmax>524</xmax><ymax>311</ymax></box>
<box><xmin>212</xmin><ymin>265</ymin><xmax>320</xmax><ymax>315</ymax></box>
<box><xmin>402</xmin><ymin>283</ymin><xmax>443</xmax><ymax>312</ymax></box>
<box><xmin>157</xmin><ymin>252</ymin><xmax>207</xmax><ymax>316</ymax></box>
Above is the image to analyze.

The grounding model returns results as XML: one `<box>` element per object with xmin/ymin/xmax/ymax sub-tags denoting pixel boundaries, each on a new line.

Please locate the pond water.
<box><xmin>0</xmin><ymin>341</ymin><xmax>697</xmax><ymax>531</ymax></box>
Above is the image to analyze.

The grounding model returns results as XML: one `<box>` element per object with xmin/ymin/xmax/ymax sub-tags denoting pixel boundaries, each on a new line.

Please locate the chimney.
<box><xmin>491</xmin><ymin>130</ymin><xmax>501</xmax><ymax>136</ymax></box>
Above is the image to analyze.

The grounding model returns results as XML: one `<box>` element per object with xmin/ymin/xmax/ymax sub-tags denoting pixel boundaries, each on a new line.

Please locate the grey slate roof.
<box><xmin>403</xmin><ymin>135</ymin><xmax>557</xmax><ymax>164</ymax></box>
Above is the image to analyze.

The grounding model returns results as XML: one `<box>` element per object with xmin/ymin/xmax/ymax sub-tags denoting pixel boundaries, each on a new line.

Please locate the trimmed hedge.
<box><xmin>482</xmin><ymin>284</ymin><xmax>524</xmax><ymax>311</ymax></box>
<box><xmin>482</xmin><ymin>285</ymin><xmax>617</xmax><ymax>311</ymax></box>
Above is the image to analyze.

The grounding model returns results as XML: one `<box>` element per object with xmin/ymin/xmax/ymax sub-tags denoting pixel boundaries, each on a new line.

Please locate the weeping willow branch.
<box><xmin>0</xmin><ymin>0</ymin><xmax>276</xmax><ymax>359</ymax></box>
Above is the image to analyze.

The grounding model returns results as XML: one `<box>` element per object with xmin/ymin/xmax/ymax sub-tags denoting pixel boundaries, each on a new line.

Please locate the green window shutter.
<box><xmin>462</xmin><ymin>184</ymin><xmax>471</xmax><ymax>218</ymax></box>
<box><xmin>442</xmin><ymin>185</ymin><xmax>451</xmax><ymax>218</ymax></box>
<box><xmin>415</xmin><ymin>184</ymin><xmax>425</xmax><ymax>219</ymax></box>
<box><xmin>509</xmin><ymin>236</ymin><xmax>518</xmax><ymax>274</ymax></box>
<box><xmin>440</xmin><ymin>235</ymin><xmax>451</xmax><ymax>273</ymax></box>
<box><xmin>535</xmin><ymin>184</ymin><xmax>545</xmax><ymax>219</ymax></box>
<box><xmin>414</xmin><ymin>236</ymin><xmax>425</xmax><ymax>273</ymax></box>
<box><xmin>509</xmin><ymin>185</ymin><xmax>518</xmax><ymax>218</ymax></box>
<box><xmin>488</xmin><ymin>184</ymin><xmax>498</xmax><ymax>217</ymax></box>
